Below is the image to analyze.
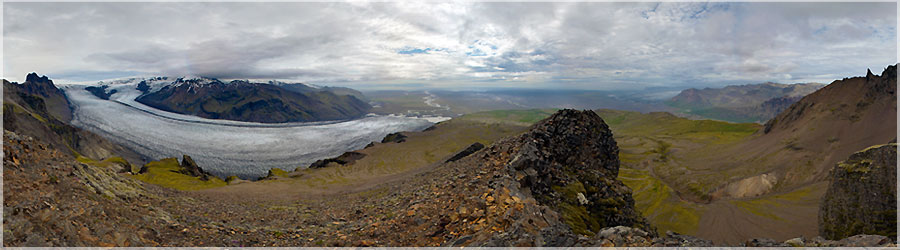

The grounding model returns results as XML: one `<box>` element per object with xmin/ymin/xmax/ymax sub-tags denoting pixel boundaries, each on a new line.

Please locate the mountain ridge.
<box><xmin>134</xmin><ymin>77</ymin><xmax>372</xmax><ymax>123</ymax></box>
<box><xmin>668</xmin><ymin>81</ymin><xmax>825</xmax><ymax>123</ymax></box>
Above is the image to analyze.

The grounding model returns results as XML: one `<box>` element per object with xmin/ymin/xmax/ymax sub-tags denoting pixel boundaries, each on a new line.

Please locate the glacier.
<box><xmin>63</xmin><ymin>81</ymin><xmax>437</xmax><ymax>180</ymax></box>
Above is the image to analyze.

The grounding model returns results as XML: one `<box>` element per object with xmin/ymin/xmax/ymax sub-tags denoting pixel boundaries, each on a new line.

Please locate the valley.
<box><xmin>4</xmin><ymin>2</ymin><xmax>897</xmax><ymax>247</ymax></box>
<box><xmin>63</xmin><ymin>80</ymin><xmax>439</xmax><ymax>179</ymax></box>
<box><xmin>2</xmin><ymin>65</ymin><xmax>896</xmax><ymax>247</ymax></box>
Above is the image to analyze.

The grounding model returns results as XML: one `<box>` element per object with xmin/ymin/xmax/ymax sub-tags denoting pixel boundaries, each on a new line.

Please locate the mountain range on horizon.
<box><xmin>667</xmin><ymin>81</ymin><xmax>826</xmax><ymax>123</ymax></box>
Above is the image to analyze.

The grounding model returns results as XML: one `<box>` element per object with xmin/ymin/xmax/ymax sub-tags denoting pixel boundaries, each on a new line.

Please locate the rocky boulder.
<box><xmin>179</xmin><ymin>155</ymin><xmax>212</xmax><ymax>181</ymax></box>
<box><xmin>506</xmin><ymin>109</ymin><xmax>651</xmax><ymax>235</ymax></box>
<box><xmin>819</xmin><ymin>143</ymin><xmax>897</xmax><ymax>240</ymax></box>
<box><xmin>445</xmin><ymin>109</ymin><xmax>653</xmax><ymax>247</ymax></box>
<box><xmin>445</xmin><ymin>142</ymin><xmax>484</xmax><ymax>163</ymax></box>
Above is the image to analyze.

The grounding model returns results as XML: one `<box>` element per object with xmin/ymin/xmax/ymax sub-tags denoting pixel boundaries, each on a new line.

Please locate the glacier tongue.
<box><xmin>64</xmin><ymin>84</ymin><xmax>434</xmax><ymax>180</ymax></box>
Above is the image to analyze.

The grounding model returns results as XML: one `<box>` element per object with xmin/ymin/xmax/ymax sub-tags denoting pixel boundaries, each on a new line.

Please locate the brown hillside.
<box><xmin>710</xmin><ymin>64</ymin><xmax>897</xmax><ymax>199</ymax></box>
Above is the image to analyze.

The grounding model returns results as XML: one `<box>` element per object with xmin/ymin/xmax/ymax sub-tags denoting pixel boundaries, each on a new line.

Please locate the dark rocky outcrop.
<box><xmin>445</xmin><ymin>142</ymin><xmax>484</xmax><ymax>163</ymax></box>
<box><xmin>445</xmin><ymin>109</ymin><xmax>653</xmax><ymax>246</ymax></box>
<box><xmin>819</xmin><ymin>143</ymin><xmax>897</xmax><ymax>240</ymax></box>
<box><xmin>504</xmin><ymin>109</ymin><xmax>649</xmax><ymax>235</ymax></box>
<box><xmin>179</xmin><ymin>155</ymin><xmax>212</xmax><ymax>181</ymax></box>
<box><xmin>85</xmin><ymin>85</ymin><xmax>117</xmax><ymax>100</ymax></box>
<box><xmin>308</xmin><ymin>152</ymin><xmax>367</xmax><ymax>169</ymax></box>
<box><xmin>381</xmin><ymin>132</ymin><xmax>407</xmax><ymax>143</ymax></box>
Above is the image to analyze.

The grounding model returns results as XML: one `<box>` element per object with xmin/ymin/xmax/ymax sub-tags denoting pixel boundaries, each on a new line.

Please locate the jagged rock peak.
<box><xmin>517</xmin><ymin>109</ymin><xmax>620</xmax><ymax>176</ymax></box>
<box><xmin>881</xmin><ymin>64</ymin><xmax>897</xmax><ymax>79</ymax></box>
<box><xmin>25</xmin><ymin>72</ymin><xmax>52</xmax><ymax>84</ymax></box>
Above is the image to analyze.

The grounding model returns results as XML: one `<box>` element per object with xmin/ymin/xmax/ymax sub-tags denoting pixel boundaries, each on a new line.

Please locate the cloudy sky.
<box><xmin>3</xmin><ymin>2</ymin><xmax>897</xmax><ymax>90</ymax></box>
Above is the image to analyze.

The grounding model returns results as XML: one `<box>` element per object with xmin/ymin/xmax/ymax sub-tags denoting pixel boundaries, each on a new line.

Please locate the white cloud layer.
<box><xmin>3</xmin><ymin>2</ymin><xmax>897</xmax><ymax>89</ymax></box>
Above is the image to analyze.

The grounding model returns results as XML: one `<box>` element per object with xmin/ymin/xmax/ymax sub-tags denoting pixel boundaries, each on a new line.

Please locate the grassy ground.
<box><xmin>596</xmin><ymin>109</ymin><xmax>762</xmax><ymax>199</ymax></box>
<box><xmin>619</xmin><ymin>168</ymin><xmax>704</xmax><ymax>235</ymax></box>
<box><xmin>285</xmin><ymin>112</ymin><xmax>537</xmax><ymax>187</ymax></box>
<box><xmin>76</xmin><ymin>155</ymin><xmax>138</xmax><ymax>173</ymax></box>
<box><xmin>454</xmin><ymin>109</ymin><xmax>557</xmax><ymax>126</ymax></box>
<box><xmin>130</xmin><ymin>158</ymin><xmax>227</xmax><ymax>191</ymax></box>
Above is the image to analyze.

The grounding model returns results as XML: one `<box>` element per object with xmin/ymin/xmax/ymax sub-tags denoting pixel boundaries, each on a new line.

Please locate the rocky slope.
<box><xmin>135</xmin><ymin>77</ymin><xmax>371</xmax><ymax>123</ymax></box>
<box><xmin>819</xmin><ymin>143</ymin><xmax>897</xmax><ymax>240</ymax></box>
<box><xmin>2</xmin><ymin>130</ymin><xmax>180</xmax><ymax>246</ymax></box>
<box><xmin>4</xmin><ymin>108</ymin><xmax>897</xmax><ymax>247</ymax></box>
<box><xmin>708</xmin><ymin>65</ymin><xmax>896</xmax><ymax>199</ymax></box>
<box><xmin>3</xmin><ymin>74</ymin><xmax>145</xmax><ymax>164</ymax></box>
<box><xmin>5</xmin><ymin>73</ymin><xmax>72</xmax><ymax>122</ymax></box>
<box><xmin>668</xmin><ymin>82</ymin><xmax>824</xmax><ymax>123</ymax></box>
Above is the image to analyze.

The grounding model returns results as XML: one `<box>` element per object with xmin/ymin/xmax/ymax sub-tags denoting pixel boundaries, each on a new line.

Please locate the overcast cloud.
<box><xmin>3</xmin><ymin>2</ymin><xmax>897</xmax><ymax>90</ymax></box>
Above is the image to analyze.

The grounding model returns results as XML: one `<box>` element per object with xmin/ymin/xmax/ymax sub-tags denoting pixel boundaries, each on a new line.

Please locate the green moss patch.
<box><xmin>130</xmin><ymin>158</ymin><xmax>226</xmax><ymax>191</ymax></box>
<box><xmin>268</xmin><ymin>168</ymin><xmax>290</xmax><ymax>178</ymax></box>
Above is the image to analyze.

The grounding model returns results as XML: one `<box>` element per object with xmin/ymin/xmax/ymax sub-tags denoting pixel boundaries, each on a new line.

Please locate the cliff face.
<box><xmin>819</xmin><ymin>143</ymin><xmax>897</xmax><ymax>240</ymax></box>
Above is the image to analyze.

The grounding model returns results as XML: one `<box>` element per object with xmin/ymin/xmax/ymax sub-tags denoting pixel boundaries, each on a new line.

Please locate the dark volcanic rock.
<box><xmin>506</xmin><ymin>109</ymin><xmax>649</xmax><ymax>234</ymax></box>
<box><xmin>381</xmin><ymin>132</ymin><xmax>407</xmax><ymax>143</ymax></box>
<box><xmin>448</xmin><ymin>109</ymin><xmax>653</xmax><ymax>247</ymax></box>
<box><xmin>308</xmin><ymin>152</ymin><xmax>367</xmax><ymax>169</ymax></box>
<box><xmin>445</xmin><ymin>142</ymin><xmax>484</xmax><ymax>163</ymax></box>
<box><xmin>136</xmin><ymin>80</ymin><xmax>151</xmax><ymax>93</ymax></box>
<box><xmin>179</xmin><ymin>155</ymin><xmax>212</xmax><ymax>181</ymax></box>
<box><xmin>85</xmin><ymin>85</ymin><xmax>117</xmax><ymax>100</ymax></box>
<box><xmin>819</xmin><ymin>143</ymin><xmax>897</xmax><ymax>240</ymax></box>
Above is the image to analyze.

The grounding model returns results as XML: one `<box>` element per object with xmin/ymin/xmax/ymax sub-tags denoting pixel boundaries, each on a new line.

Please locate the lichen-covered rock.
<box><xmin>819</xmin><ymin>143</ymin><xmax>897</xmax><ymax>240</ymax></box>
<box><xmin>445</xmin><ymin>109</ymin><xmax>653</xmax><ymax>247</ymax></box>
<box><xmin>505</xmin><ymin>109</ymin><xmax>652</xmax><ymax>235</ymax></box>
<box><xmin>72</xmin><ymin>163</ymin><xmax>147</xmax><ymax>201</ymax></box>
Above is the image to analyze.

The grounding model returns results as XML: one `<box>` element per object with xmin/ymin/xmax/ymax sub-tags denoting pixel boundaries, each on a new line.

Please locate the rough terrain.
<box><xmin>819</xmin><ymin>143</ymin><xmax>897</xmax><ymax>240</ymax></box>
